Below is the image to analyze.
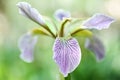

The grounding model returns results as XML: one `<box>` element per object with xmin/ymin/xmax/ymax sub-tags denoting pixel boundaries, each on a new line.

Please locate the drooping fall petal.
<box><xmin>54</xmin><ymin>9</ymin><xmax>71</xmax><ymax>21</ymax></box>
<box><xmin>85</xmin><ymin>36</ymin><xmax>105</xmax><ymax>61</ymax></box>
<box><xmin>53</xmin><ymin>37</ymin><xmax>81</xmax><ymax>77</ymax></box>
<box><xmin>82</xmin><ymin>13</ymin><xmax>115</xmax><ymax>30</ymax></box>
<box><xmin>17</xmin><ymin>2</ymin><xmax>45</xmax><ymax>26</ymax></box>
<box><xmin>18</xmin><ymin>33</ymin><xmax>37</xmax><ymax>63</ymax></box>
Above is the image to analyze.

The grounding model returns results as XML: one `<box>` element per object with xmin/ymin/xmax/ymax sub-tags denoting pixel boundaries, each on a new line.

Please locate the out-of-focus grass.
<box><xmin>0</xmin><ymin>0</ymin><xmax>120</xmax><ymax>80</ymax></box>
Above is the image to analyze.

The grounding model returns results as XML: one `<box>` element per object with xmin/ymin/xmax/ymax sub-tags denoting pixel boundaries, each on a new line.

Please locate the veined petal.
<box><xmin>53</xmin><ymin>37</ymin><xmax>81</xmax><ymax>77</ymax></box>
<box><xmin>85</xmin><ymin>36</ymin><xmax>105</xmax><ymax>61</ymax></box>
<box><xmin>82</xmin><ymin>13</ymin><xmax>115</xmax><ymax>30</ymax></box>
<box><xmin>18</xmin><ymin>33</ymin><xmax>37</xmax><ymax>63</ymax></box>
<box><xmin>17</xmin><ymin>2</ymin><xmax>45</xmax><ymax>26</ymax></box>
<box><xmin>54</xmin><ymin>9</ymin><xmax>71</xmax><ymax>21</ymax></box>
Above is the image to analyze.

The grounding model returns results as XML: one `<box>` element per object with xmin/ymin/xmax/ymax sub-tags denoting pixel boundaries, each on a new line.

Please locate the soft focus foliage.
<box><xmin>0</xmin><ymin>0</ymin><xmax>119</xmax><ymax>80</ymax></box>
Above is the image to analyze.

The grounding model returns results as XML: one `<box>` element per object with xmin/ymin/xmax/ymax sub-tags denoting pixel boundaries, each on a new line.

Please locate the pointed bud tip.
<box><xmin>16</xmin><ymin>2</ymin><xmax>30</xmax><ymax>7</ymax></box>
<box><xmin>54</xmin><ymin>9</ymin><xmax>71</xmax><ymax>21</ymax></box>
<box><xmin>16</xmin><ymin>2</ymin><xmax>45</xmax><ymax>26</ymax></box>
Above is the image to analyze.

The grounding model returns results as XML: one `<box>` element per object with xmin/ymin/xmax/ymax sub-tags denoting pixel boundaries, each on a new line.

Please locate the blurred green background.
<box><xmin>0</xmin><ymin>0</ymin><xmax>120</xmax><ymax>80</ymax></box>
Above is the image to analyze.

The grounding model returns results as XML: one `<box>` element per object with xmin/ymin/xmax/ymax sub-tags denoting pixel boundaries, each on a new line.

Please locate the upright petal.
<box><xmin>17</xmin><ymin>2</ymin><xmax>45</xmax><ymax>26</ymax></box>
<box><xmin>18</xmin><ymin>33</ymin><xmax>37</xmax><ymax>63</ymax></box>
<box><xmin>85</xmin><ymin>36</ymin><xmax>105</xmax><ymax>61</ymax></box>
<box><xmin>53</xmin><ymin>37</ymin><xmax>81</xmax><ymax>77</ymax></box>
<box><xmin>82</xmin><ymin>13</ymin><xmax>115</xmax><ymax>30</ymax></box>
<box><xmin>54</xmin><ymin>9</ymin><xmax>71</xmax><ymax>21</ymax></box>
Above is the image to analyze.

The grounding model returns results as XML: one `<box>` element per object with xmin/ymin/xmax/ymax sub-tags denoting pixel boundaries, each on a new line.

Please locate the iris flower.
<box><xmin>17</xmin><ymin>2</ymin><xmax>115</xmax><ymax>77</ymax></box>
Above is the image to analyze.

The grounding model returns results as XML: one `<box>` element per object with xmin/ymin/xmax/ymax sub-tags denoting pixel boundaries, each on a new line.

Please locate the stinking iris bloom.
<box><xmin>17</xmin><ymin>2</ymin><xmax>115</xmax><ymax>77</ymax></box>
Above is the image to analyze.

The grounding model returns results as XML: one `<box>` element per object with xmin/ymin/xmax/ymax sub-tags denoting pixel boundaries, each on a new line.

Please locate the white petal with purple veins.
<box><xmin>17</xmin><ymin>2</ymin><xmax>45</xmax><ymax>25</ymax></box>
<box><xmin>54</xmin><ymin>9</ymin><xmax>71</xmax><ymax>21</ymax></box>
<box><xmin>82</xmin><ymin>13</ymin><xmax>115</xmax><ymax>30</ymax></box>
<box><xmin>53</xmin><ymin>37</ymin><xmax>81</xmax><ymax>77</ymax></box>
<box><xmin>18</xmin><ymin>33</ymin><xmax>37</xmax><ymax>63</ymax></box>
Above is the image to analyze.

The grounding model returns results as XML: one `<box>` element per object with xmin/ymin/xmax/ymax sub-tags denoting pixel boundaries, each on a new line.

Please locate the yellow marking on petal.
<box><xmin>31</xmin><ymin>28</ymin><xmax>51</xmax><ymax>36</ymax></box>
<box><xmin>71</xmin><ymin>29</ymin><xmax>93</xmax><ymax>37</ymax></box>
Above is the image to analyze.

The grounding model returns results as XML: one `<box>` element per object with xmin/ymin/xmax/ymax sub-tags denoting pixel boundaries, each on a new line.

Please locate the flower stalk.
<box><xmin>65</xmin><ymin>74</ymin><xmax>71</xmax><ymax>80</ymax></box>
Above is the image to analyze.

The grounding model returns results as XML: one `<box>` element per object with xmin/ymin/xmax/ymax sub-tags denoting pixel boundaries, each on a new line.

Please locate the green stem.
<box><xmin>59</xmin><ymin>19</ymin><xmax>70</xmax><ymax>37</ymax></box>
<box><xmin>65</xmin><ymin>74</ymin><xmax>71</xmax><ymax>80</ymax></box>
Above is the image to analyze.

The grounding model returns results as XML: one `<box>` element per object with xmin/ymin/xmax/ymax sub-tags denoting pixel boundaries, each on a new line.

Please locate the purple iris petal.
<box><xmin>18</xmin><ymin>33</ymin><xmax>37</xmax><ymax>63</ymax></box>
<box><xmin>85</xmin><ymin>36</ymin><xmax>105</xmax><ymax>61</ymax></box>
<box><xmin>53</xmin><ymin>37</ymin><xmax>81</xmax><ymax>77</ymax></box>
<box><xmin>82</xmin><ymin>13</ymin><xmax>115</xmax><ymax>30</ymax></box>
<box><xmin>17</xmin><ymin>2</ymin><xmax>45</xmax><ymax>26</ymax></box>
<box><xmin>54</xmin><ymin>9</ymin><xmax>71</xmax><ymax>21</ymax></box>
